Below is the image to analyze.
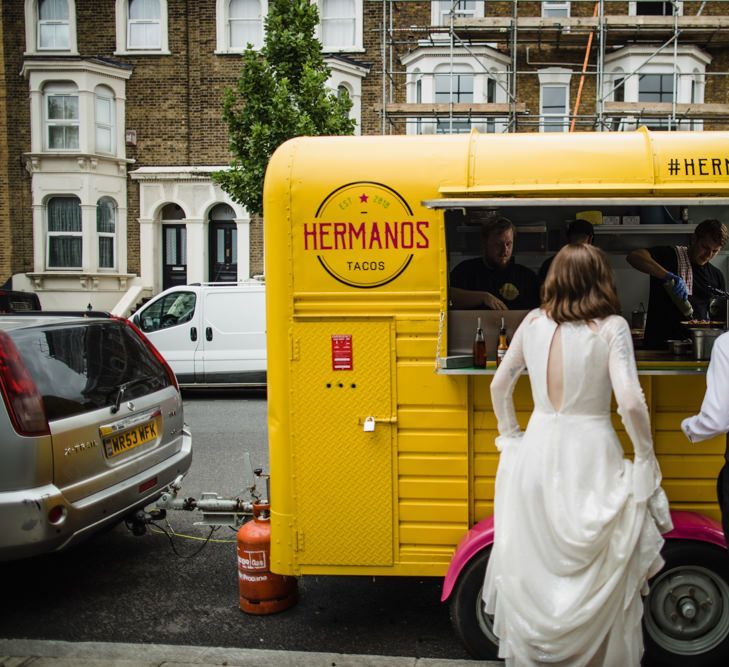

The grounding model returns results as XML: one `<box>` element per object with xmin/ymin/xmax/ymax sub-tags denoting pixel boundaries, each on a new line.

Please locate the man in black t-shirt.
<box><xmin>450</xmin><ymin>216</ymin><xmax>540</xmax><ymax>310</ymax></box>
<box><xmin>537</xmin><ymin>219</ymin><xmax>595</xmax><ymax>287</ymax></box>
<box><xmin>627</xmin><ymin>219</ymin><xmax>729</xmax><ymax>349</ymax></box>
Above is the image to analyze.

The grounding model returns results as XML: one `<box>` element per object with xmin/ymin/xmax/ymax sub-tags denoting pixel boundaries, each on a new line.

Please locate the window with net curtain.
<box><xmin>47</xmin><ymin>197</ymin><xmax>82</xmax><ymax>269</ymax></box>
<box><xmin>128</xmin><ymin>0</ymin><xmax>161</xmax><ymax>49</ymax></box>
<box><xmin>97</xmin><ymin>197</ymin><xmax>116</xmax><ymax>269</ymax></box>
<box><xmin>39</xmin><ymin>0</ymin><xmax>70</xmax><ymax>50</ymax></box>
<box><xmin>321</xmin><ymin>0</ymin><xmax>355</xmax><ymax>49</ymax></box>
<box><xmin>229</xmin><ymin>0</ymin><xmax>263</xmax><ymax>50</ymax></box>
<box><xmin>45</xmin><ymin>82</ymin><xmax>79</xmax><ymax>150</ymax></box>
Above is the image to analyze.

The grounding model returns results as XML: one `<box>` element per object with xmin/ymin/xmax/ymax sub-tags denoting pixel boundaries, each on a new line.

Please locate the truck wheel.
<box><xmin>449</xmin><ymin>546</ymin><xmax>500</xmax><ymax>659</ymax></box>
<box><xmin>643</xmin><ymin>540</ymin><xmax>729</xmax><ymax>667</ymax></box>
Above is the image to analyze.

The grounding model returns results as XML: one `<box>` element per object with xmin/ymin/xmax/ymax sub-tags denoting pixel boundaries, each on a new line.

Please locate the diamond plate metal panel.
<box><xmin>292</xmin><ymin>320</ymin><xmax>394</xmax><ymax>567</ymax></box>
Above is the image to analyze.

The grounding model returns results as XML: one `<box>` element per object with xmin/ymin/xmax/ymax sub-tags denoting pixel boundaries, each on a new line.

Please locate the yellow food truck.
<box><xmin>263</xmin><ymin>129</ymin><xmax>729</xmax><ymax>666</ymax></box>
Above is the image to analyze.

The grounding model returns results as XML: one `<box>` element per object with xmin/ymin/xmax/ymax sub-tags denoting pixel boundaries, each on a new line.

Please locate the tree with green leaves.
<box><xmin>214</xmin><ymin>0</ymin><xmax>355</xmax><ymax>216</ymax></box>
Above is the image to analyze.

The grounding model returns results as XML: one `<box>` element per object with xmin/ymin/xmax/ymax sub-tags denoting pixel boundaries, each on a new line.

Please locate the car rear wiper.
<box><xmin>110</xmin><ymin>375</ymin><xmax>156</xmax><ymax>414</ymax></box>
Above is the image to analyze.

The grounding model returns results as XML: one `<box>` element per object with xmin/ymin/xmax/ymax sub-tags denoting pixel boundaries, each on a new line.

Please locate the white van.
<box><xmin>131</xmin><ymin>281</ymin><xmax>266</xmax><ymax>387</ymax></box>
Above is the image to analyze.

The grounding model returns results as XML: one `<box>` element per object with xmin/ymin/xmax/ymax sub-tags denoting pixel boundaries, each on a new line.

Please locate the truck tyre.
<box><xmin>643</xmin><ymin>539</ymin><xmax>729</xmax><ymax>667</ymax></box>
<box><xmin>449</xmin><ymin>546</ymin><xmax>500</xmax><ymax>659</ymax></box>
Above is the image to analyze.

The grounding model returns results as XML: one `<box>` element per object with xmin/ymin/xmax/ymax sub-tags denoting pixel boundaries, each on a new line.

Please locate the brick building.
<box><xmin>1</xmin><ymin>1</ymin><xmax>728</xmax><ymax>309</ymax></box>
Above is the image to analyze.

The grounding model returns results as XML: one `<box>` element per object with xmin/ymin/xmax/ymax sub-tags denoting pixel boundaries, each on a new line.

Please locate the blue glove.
<box><xmin>663</xmin><ymin>272</ymin><xmax>689</xmax><ymax>301</ymax></box>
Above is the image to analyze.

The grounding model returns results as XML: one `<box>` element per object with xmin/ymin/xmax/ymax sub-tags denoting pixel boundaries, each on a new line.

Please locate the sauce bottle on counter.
<box><xmin>473</xmin><ymin>317</ymin><xmax>486</xmax><ymax>368</ymax></box>
<box><xmin>496</xmin><ymin>318</ymin><xmax>509</xmax><ymax>367</ymax></box>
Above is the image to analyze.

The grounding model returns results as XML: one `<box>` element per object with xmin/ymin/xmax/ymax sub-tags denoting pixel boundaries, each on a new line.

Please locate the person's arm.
<box><xmin>627</xmin><ymin>247</ymin><xmax>688</xmax><ymax>301</ymax></box>
<box><xmin>450</xmin><ymin>286</ymin><xmax>507</xmax><ymax>310</ymax></box>
<box><xmin>682</xmin><ymin>334</ymin><xmax>729</xmax><ymax>442</ymax></box>
<box><xmin>626</xmin><ymin>248</ymin><xmax>671</xmax><ymax>281</ymax></box>
<box><xmin>490</xmin><ymin>313</ymin><xmax>528</xmax><ymax>448</ymax></box>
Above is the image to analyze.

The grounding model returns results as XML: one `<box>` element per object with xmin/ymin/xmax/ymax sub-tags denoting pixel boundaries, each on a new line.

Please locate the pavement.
<box><xmin>0</xmin><ymin>640</ymin><xmax>501</xmax><ymax>667</ymax></box>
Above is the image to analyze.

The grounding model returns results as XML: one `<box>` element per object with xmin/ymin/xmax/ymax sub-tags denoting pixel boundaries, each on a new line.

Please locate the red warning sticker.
<box><xmin>331</xmin><ymin>334</ymin><xmax>353</xmax><ymax>371</ymax></box>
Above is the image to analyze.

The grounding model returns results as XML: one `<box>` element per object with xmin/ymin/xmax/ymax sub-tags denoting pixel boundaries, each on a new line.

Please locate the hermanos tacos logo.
<box><xmin>304</xmin><ymin>181</ymin><xmax>430</xmax><ymax>289</ymax></box>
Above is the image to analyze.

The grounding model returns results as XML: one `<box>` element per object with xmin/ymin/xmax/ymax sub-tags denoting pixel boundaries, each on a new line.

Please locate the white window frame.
<box><xmin>316</xmin><ymin>0</ymin><xmax>363</xmax><ymax>52</ymax></box>
<box><xmin>95</xmin><ymin>86</ymin><xmax>116</xmax><ymax>155</ymax></box>
<box><xmin>604</xmin><ymin>45</ymin><xmax>710</xmax><ymax>131</ymax></box>
<box><xmin>46</xmin><ymin>196</ymin><xmax>82</xmax><ymax>270</ymax></box>
<box><xmin>402</xmin><ymin>46</ymin><xmax>510</xmax><ymax>136</ymax></box>
<box><xmin>38</xmin><ymin>0</ymin><xmax>70</xmax><ymax>50</ymax></box>
<box><xmin>24</xmin><ymin>0</ymin><xmax>78</xmax><ymax>55</ymax></box>
<box><xmin>44</xmin><ymin>82</ymin><xmax>80</xmax><ymax>151</ymax></box>
<box><xmin>216</xmin><ymin>0</ymin><xmax>268</xmax><ymax>53</ymax></box>
<box><xmin>115</xmin><ymin>0</ymin><xmax>170</xmax><ymax>55</ymax></box>
<box><xmin>97</xmin><ymin>197</ymin><xmax>117</xmax><ymax>270</ymax></box>
<box><xmin>434</xmin><ymin>64</ymin><xmax>474</xmax><ymax>134</ymax></box>
<box><xmin>538</xmin><ymin>67</ymin><xmax>572</xmax><ymax>133</ymax></box>
<box><xmin>542</xmin><ymin>1</ymin><xmax>571</xmax><ymax>18</ymax></box>
<box><xmin>431</xmin><ymin>1</ymin><xmax>483</xmax><ymax>26</ymax></box>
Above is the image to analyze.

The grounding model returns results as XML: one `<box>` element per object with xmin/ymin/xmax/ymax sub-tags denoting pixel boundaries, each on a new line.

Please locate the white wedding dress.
<box><xmin>482</xmin><ymin>310</ymin><xmax>673</xmax><ymax>667</ymax></box>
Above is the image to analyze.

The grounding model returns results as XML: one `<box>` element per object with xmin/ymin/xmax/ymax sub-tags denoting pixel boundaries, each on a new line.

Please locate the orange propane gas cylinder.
<box><xmin>237</xmin><ymin>503</ymin><xmax>298</xmax><ymax>614</ymax></box>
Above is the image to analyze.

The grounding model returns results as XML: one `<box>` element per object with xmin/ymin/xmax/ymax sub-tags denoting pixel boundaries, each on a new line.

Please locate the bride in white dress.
<box><xmin>482</xmin><ymin>243</ymin><xmax>673</xmax><ymax>667</ymax></box>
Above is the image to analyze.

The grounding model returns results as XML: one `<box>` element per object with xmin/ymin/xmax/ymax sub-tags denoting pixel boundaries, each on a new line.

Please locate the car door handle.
<box><xmin>190</xmin><ymin>327</ymin><xmax>197</xmax><ymax>341</ymax></box>
<box><xmin>206</xmin><ymin>327</ymin><xmax>213</xmax><ymax>341</ymax></box>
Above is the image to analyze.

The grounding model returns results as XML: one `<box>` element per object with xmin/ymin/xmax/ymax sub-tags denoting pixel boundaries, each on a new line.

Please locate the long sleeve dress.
<box><xmin>482</xmin><ymin>310</ymin><xmax>673</xmax><ymax>667</ymax></box>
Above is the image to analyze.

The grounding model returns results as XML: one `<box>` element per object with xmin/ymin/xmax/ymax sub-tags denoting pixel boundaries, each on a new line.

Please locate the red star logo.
<box><xmin>359</xmin><ymin>194</ymin><xmax>369</xmax><ymax>203</ymax></box>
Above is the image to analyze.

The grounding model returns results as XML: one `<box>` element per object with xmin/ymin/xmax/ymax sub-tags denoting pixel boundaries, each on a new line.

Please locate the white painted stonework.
<box><xmin>130</xmin><ymin>166</ymin><xmax>252</xmax><ymax>295</ymax></box>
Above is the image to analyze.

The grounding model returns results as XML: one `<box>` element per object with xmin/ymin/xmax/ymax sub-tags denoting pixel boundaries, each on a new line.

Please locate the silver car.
<box><xmin>0</xmin><ymin>313</ymin><xmax>192</xmax><ymax>561</ymax></box>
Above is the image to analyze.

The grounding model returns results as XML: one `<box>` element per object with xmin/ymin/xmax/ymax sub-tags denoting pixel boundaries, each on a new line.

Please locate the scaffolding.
<box><xmin>374</xmin><ymin>0</ymin><xmax>729</xmax><ymax>134</ymax></box>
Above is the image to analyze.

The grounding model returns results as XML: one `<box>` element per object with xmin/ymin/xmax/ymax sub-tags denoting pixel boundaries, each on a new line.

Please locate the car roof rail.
<box><xmin>2</xmin><ymin>310</ymin><xmax>112</xmax><ymax>318</ymax></box>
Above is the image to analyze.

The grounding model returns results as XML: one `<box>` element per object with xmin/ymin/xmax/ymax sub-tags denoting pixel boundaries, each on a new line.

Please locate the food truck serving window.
<box><xmin>436</xmin><ymin>197</ymin><xmax>729</xmax><ymax>374</ymax></box>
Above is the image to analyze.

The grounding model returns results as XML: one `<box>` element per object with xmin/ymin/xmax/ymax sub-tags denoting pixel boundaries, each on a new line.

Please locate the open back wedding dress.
<box><xmin>482</xmin><ymin>310</ymin><xmax>672</xmax><ymax>667</ymax></box>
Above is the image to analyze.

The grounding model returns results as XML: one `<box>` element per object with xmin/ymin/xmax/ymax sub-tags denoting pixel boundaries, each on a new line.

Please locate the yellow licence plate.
<box><xmin>103</xmin><ymin>418</ymin><xmax>160</xmax><ymax>458</ymax></box>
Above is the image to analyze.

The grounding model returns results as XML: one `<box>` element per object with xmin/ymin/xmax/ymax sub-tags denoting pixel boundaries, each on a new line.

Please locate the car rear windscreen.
<box><xmin>10</xmin><ymin>321</ymin><xmax>170</xmax><ymax>421</ymax></box>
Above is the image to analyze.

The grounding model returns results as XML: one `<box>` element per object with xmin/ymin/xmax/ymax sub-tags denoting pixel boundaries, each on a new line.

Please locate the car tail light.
<box><xmin>117</xmin><ymin>317</ymin><xmax>179</xmax><ymax>391</ymax></box>
<box><xmin>0</xmin><ymin>331</ymin><xmax>50</xmax><ymax>436</ymax></box>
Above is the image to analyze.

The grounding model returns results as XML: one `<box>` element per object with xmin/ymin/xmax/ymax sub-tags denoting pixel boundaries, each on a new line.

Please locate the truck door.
<box><xmin>133</xmin><ymin>289</ymin><xmax>201</xmax><ymax>384</ymax></box>
<box><xmin>292</xmin><ymin>319</ymin><xmax>394</xmax><ymax>568</ymax></box>
<box><xmin>199</xmin><ymin>288</ymin><xmax>266</xmax><ymax>384</ymax></box>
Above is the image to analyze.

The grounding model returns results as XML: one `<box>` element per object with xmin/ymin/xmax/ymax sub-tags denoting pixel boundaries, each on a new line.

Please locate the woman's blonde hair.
<box><xmin>541</xmin><ymin>243</ymin><xmax>621</xmax><ymax>324</ymax></box>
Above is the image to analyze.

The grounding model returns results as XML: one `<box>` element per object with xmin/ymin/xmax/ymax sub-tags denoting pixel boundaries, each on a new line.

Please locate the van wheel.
<box><xmin>449</xmin><ymin>546</ymin><xmax>500</xmax><ymax>659</ymax></box>
<box><xmin>643</xmin><ymin>540</ymin><xmax>729</xmax><ymax>667</ymax></box>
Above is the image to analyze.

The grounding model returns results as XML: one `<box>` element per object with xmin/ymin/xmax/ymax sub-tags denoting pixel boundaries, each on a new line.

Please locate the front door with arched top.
<box><xmin>161</xmin><ymin>204</ymin><xmax>187</xmax><ymax>290</ymax></box>
<box><xmin>208</xmin><ymin>204</ymin><xmax>237</xmax><ymax>283</ymax></box>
